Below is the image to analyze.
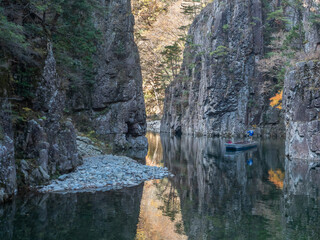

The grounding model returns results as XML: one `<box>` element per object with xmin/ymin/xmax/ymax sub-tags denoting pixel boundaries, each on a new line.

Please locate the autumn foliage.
<box><xmin>268</xmin><ymin>169</ymin><xmax>284</xmax><ymax>189</ymax></box>
<box><xmin>270</xmin><ymin>90</ymin><xmax>283</xmax><ymax>110</ymax></box>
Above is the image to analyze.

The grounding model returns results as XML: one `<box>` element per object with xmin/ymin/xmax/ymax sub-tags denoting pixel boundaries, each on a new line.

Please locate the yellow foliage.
<box><xmin>22</xmin><ymin>107</ymin><xmax>32</xmax><ymax>112</ymax></box>
<box><xmin>270</xmin><ymin>90</ymin><xmax>283</xmax><ymax>109</ymax></box>
<box><xmin>268</xmin><ymin>169</ymin><xmax>284</xmax><ymax>189</ymax></box>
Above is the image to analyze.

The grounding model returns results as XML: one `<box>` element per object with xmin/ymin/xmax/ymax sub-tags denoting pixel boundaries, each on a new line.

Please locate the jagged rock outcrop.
<box><xmin>0</xmin><ymin>99</ymin><xmax>16</xmax><ymax>203</ymax></box>
<box><xmin>284</xmin><ymin>61</ymin><xmax>320</xmax><ymax>160</ymax></box>
<box><xmin>70</xmin><ymin>0</ymin><xmax>147</xmax><ymax>151</ymax></box>
<box><xmin>161</xmin><ymin>0</ymin><xmax>284</xmax><ymax>137</ymax></box>
<box><xmin>16</xmin><ymin>42</ymin><xmax>82</xmax><ymax>187</ymax></box>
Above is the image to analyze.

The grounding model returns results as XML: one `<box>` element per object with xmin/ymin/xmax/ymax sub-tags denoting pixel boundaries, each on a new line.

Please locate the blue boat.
<box><xmin>225</xmin><ymin>141</ymin><xmax>257</xmax><ymax>151</ymax></box>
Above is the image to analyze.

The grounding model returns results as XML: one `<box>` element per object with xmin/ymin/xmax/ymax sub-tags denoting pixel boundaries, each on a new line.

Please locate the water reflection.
<box><xmin>160</xmin><ymin>135</ymin><xmax>286</xmax><ymax>240</ymax></box>
<box><xmin>146</xmin><ymin>133</ymin><xmax>320</xmax><ymax>239</ymax></box>
<box><xmin>136</xmin><ymin>179</ymin><xmax>187</xmax><ymax>240</ymax></box>
<box><xmin>0</xmin><ymin>187</ymin><xmax>143</xmax><ymax>240</ymax></box>
<box><xmin>282</xmin><ymin>158</ymin><xmax>320</xmax><ymax>239</ymax></box>
<box><xmin>1</xmin><ymin>133</ymin><xmax>320</xmax><ymax>240</ymax></box>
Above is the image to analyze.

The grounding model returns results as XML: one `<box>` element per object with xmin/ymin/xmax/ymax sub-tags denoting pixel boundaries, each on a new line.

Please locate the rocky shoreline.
<box><xmin>38</xmin><ymin>155</ymin><xmax>173</xmax><ymax>193</ymax></box>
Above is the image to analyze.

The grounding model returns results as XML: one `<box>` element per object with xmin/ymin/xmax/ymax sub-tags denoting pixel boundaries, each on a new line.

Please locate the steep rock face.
<box><xmin>283</xmin><ymin>61</ymin><xmax>320</xmax><ymax>160</ymax></box>
<box><xmin>0</xmin><ymin>99</ymin><xmax>17</xmax><ymax>203</ymax></box>
<box><xmin>70</xmin><ymin>0</ymin><xmax>147</xmax><ymax>150</ymax></box>
<box><xmin>16</xmin><ymin>43</ymin><xmax>81</xmax><ymax>187</ymax></box>
<box><xmin>161</xmin><ymin>0</ymin><xmax>284</xmax><ymax>137</ymax></box>
<box><xmin>301</xmin><ymin>0</ymin><xmax>320</xmax><ymax>53</ymax></box>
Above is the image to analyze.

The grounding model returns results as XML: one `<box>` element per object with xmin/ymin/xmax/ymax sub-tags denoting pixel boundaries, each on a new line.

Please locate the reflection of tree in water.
<box><xmin>154</xmin><ymin>178</ymin><xmax>180</xmax><ymax>221</ymax></box>
<box><xmin>146</xmin><ymin>132</ymin><xmax>163</xmax><ymax>166</ymax></box>
<box><xmin>268</xmin><ymin>169</ymin><xmax>284</xmax><ymax>189</ymax></box>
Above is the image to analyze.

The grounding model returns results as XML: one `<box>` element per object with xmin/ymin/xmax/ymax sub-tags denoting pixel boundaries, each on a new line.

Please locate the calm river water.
<box><xmin>1</xmin><ymin>133</ymin><xmax>320</xmax><ymax>240</ymax></box>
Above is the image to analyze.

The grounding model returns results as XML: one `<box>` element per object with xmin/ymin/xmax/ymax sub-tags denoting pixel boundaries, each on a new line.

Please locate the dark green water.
<box><xmin>1</xmin><ymin>133</ymin><xmax>320</xmax><ymax>240</ymax></box>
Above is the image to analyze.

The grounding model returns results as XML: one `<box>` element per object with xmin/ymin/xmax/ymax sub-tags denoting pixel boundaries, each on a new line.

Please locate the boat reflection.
<box><xmin>143</xmin><ymin>133</ymin><xmax>320</xmax><ymax>239</ymax></box>
<box><xmin>159</xmin><ymin>134</ymin><xmax>286</xmax><ymax>239</ymax></box>
<box><xmin>1</xmin><ymin>133</ymin><xmax>320</xmax><ymax>240</ymax></box>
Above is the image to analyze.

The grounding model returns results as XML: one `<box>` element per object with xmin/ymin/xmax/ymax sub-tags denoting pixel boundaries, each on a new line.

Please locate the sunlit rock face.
<box><xmin>284</xmin><ymin>61</ymin><xmax>320</xmax><ymax>160</ymax></box>
<box><xmin>161</xmin><ymin>0</ymin><xmax>284</xmax><ymax>137</ymax></box>
<box><xmin>69</xmin><ymin>0</ymin><xmax>147</xmax><ymax>151</ymax></box>
<box><xmin>0</xmin><ymin>99</ymin><xmax>16</xmax><ymax>203</ymax></box>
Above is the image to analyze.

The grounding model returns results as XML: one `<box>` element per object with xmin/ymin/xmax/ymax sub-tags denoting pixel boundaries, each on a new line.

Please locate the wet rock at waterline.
<box><xmin>38</xmin><ymin>155</ymin><xmax>173</xmax><ymax>193</ymax></box>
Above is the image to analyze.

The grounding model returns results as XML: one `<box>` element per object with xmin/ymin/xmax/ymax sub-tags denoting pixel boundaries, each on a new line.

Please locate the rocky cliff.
<box><xmin>0</xmin><ymin>0</ymin><xmax>146</xmax><ymax>197</ymax></box>
<box><xmin>284</xmin><ymin>61</ymin><xmax>320</xmax><ymax>160</ymax></box>
<box><xmin>161</xmin><ymin>0</ymin><xmax>319</xmax><ymax>137</ymax></box>
<box><xmin>161</xmin><ymin>0</ymin><xmax>282</xmax><ymax>136</ymax></box>
<box><xmin>0</xmin><ymin>99</ymin><xmax>16</xmax><ymax>203</ymax></box>
<box><xmin>70</xmin><ymin>0</ymin><xmax>147</xmax><ymax>151</ymax></box>
<box><xmin>14</xmin><ymin>42</ymin><xmax>82</xmax><ymax>187</ymax></box>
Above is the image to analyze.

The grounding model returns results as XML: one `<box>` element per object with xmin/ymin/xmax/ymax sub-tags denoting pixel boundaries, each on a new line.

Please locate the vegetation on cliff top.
<box><xmin>0</xmin><ymin>0</ymin><xmax>100</xmax><ymax>100</ymax></box>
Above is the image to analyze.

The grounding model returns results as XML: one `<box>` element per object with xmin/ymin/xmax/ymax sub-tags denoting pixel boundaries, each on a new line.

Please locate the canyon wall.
<box><xmin>284</xmin><ymin>61</ymin><xmax>320</xmax><ymax>160</ymax></box>
<box><xmin>0</xmin><ymin>99</ymin><xmax>16</xmax><ymax>203</ymax></box>
<box><xmin>161</xmin><ymin>0</ymin><xmax>283</xmax><ymax>137</ymax></box>
<box><xmin>0</xmin><ymin>0</ymin><xmax>146</xmax><ymax>198</ymax></box>
<box><xmin>161</xmin><ymin>0</ymin><xmax>319</xmax><ymax>138</ymax></box>
<box><xmin>71</xmin><ymin>0</ymin><xmax>147</xmax><ymax>151</ymax></box>
<box><xmin>14</xmin><ymin>42</ymin><xmax>82</xmax><ymax>188</ymax></box>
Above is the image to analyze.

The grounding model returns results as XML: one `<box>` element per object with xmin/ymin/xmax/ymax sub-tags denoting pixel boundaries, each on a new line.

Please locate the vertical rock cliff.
<box><xmin>161</xmin><ymin>0</ymin><xmax>284</xmax><ymax>136</ymax></box>
<box><xmin>15</xmin><ymin>42</ymin><xmax>82</xmax><ymax>187</ymax></box>
<box><xmin>161</xmin><ymin>0</ymin><xmax>319</xmax><ymax>137</ymax></box>
<box><xmin>0</xmin><ymin>99</ymin><xmax>16</xmax><ymax>203</ymax></box>
<box><xmin>70</xmin><ymin>0</ymin><xmax>147</xmax><ymax>151</ymax></box>
<box><xmin>284</xmin><ymin>61</ymin><xmax>320</xmax><ymax>160</ymax></box>
<box><xmin>0</xmin><ymin>0</ymin><xmax>146</xmax><ymax>196</ymax></box>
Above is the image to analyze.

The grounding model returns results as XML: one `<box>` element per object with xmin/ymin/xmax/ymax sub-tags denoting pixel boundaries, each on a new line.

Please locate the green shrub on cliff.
<box><xmin>0</xmin><ymin>0</ymin><xmax>101</xmax><ymax>98</ymax></box>
<box><xmin>0</xmin><ymin>7</ymin><xmax>28</xmax><ymax>60</ymax></box>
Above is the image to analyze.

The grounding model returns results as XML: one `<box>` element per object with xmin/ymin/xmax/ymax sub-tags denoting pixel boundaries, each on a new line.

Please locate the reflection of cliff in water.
<box><xmin>282</xmin><ymin>158</ymin><xmax>320</xmax><ymax>239</ymax></box>
<box><xmin>0</xmin><ymin>186</ymin><xmax>143</xmax><ymax>240</ymax></box>
<box><xmin>161</xmin><ymin>134</ymin><xmax>286</xmax><ymax>239</ymax></box>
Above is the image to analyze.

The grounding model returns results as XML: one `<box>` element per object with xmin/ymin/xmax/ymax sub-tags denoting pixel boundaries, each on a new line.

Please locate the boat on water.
<box><xmin>225</xmin><ymin>141</ymin><xmax>257</xmax><ymax>151</ymax></box>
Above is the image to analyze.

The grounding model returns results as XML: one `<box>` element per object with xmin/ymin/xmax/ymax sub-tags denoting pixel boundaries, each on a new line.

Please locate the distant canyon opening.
<box><xmin>132</xmin><ymin>0</ymin><xmax>212</xmax><ymax>119</ymax></box>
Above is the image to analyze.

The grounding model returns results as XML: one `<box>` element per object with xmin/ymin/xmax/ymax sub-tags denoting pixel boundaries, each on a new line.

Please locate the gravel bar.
<box><xmin>38</xmin><ymin>155</ymin><xmax>173</xmax><ymax>193</ymax></box>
